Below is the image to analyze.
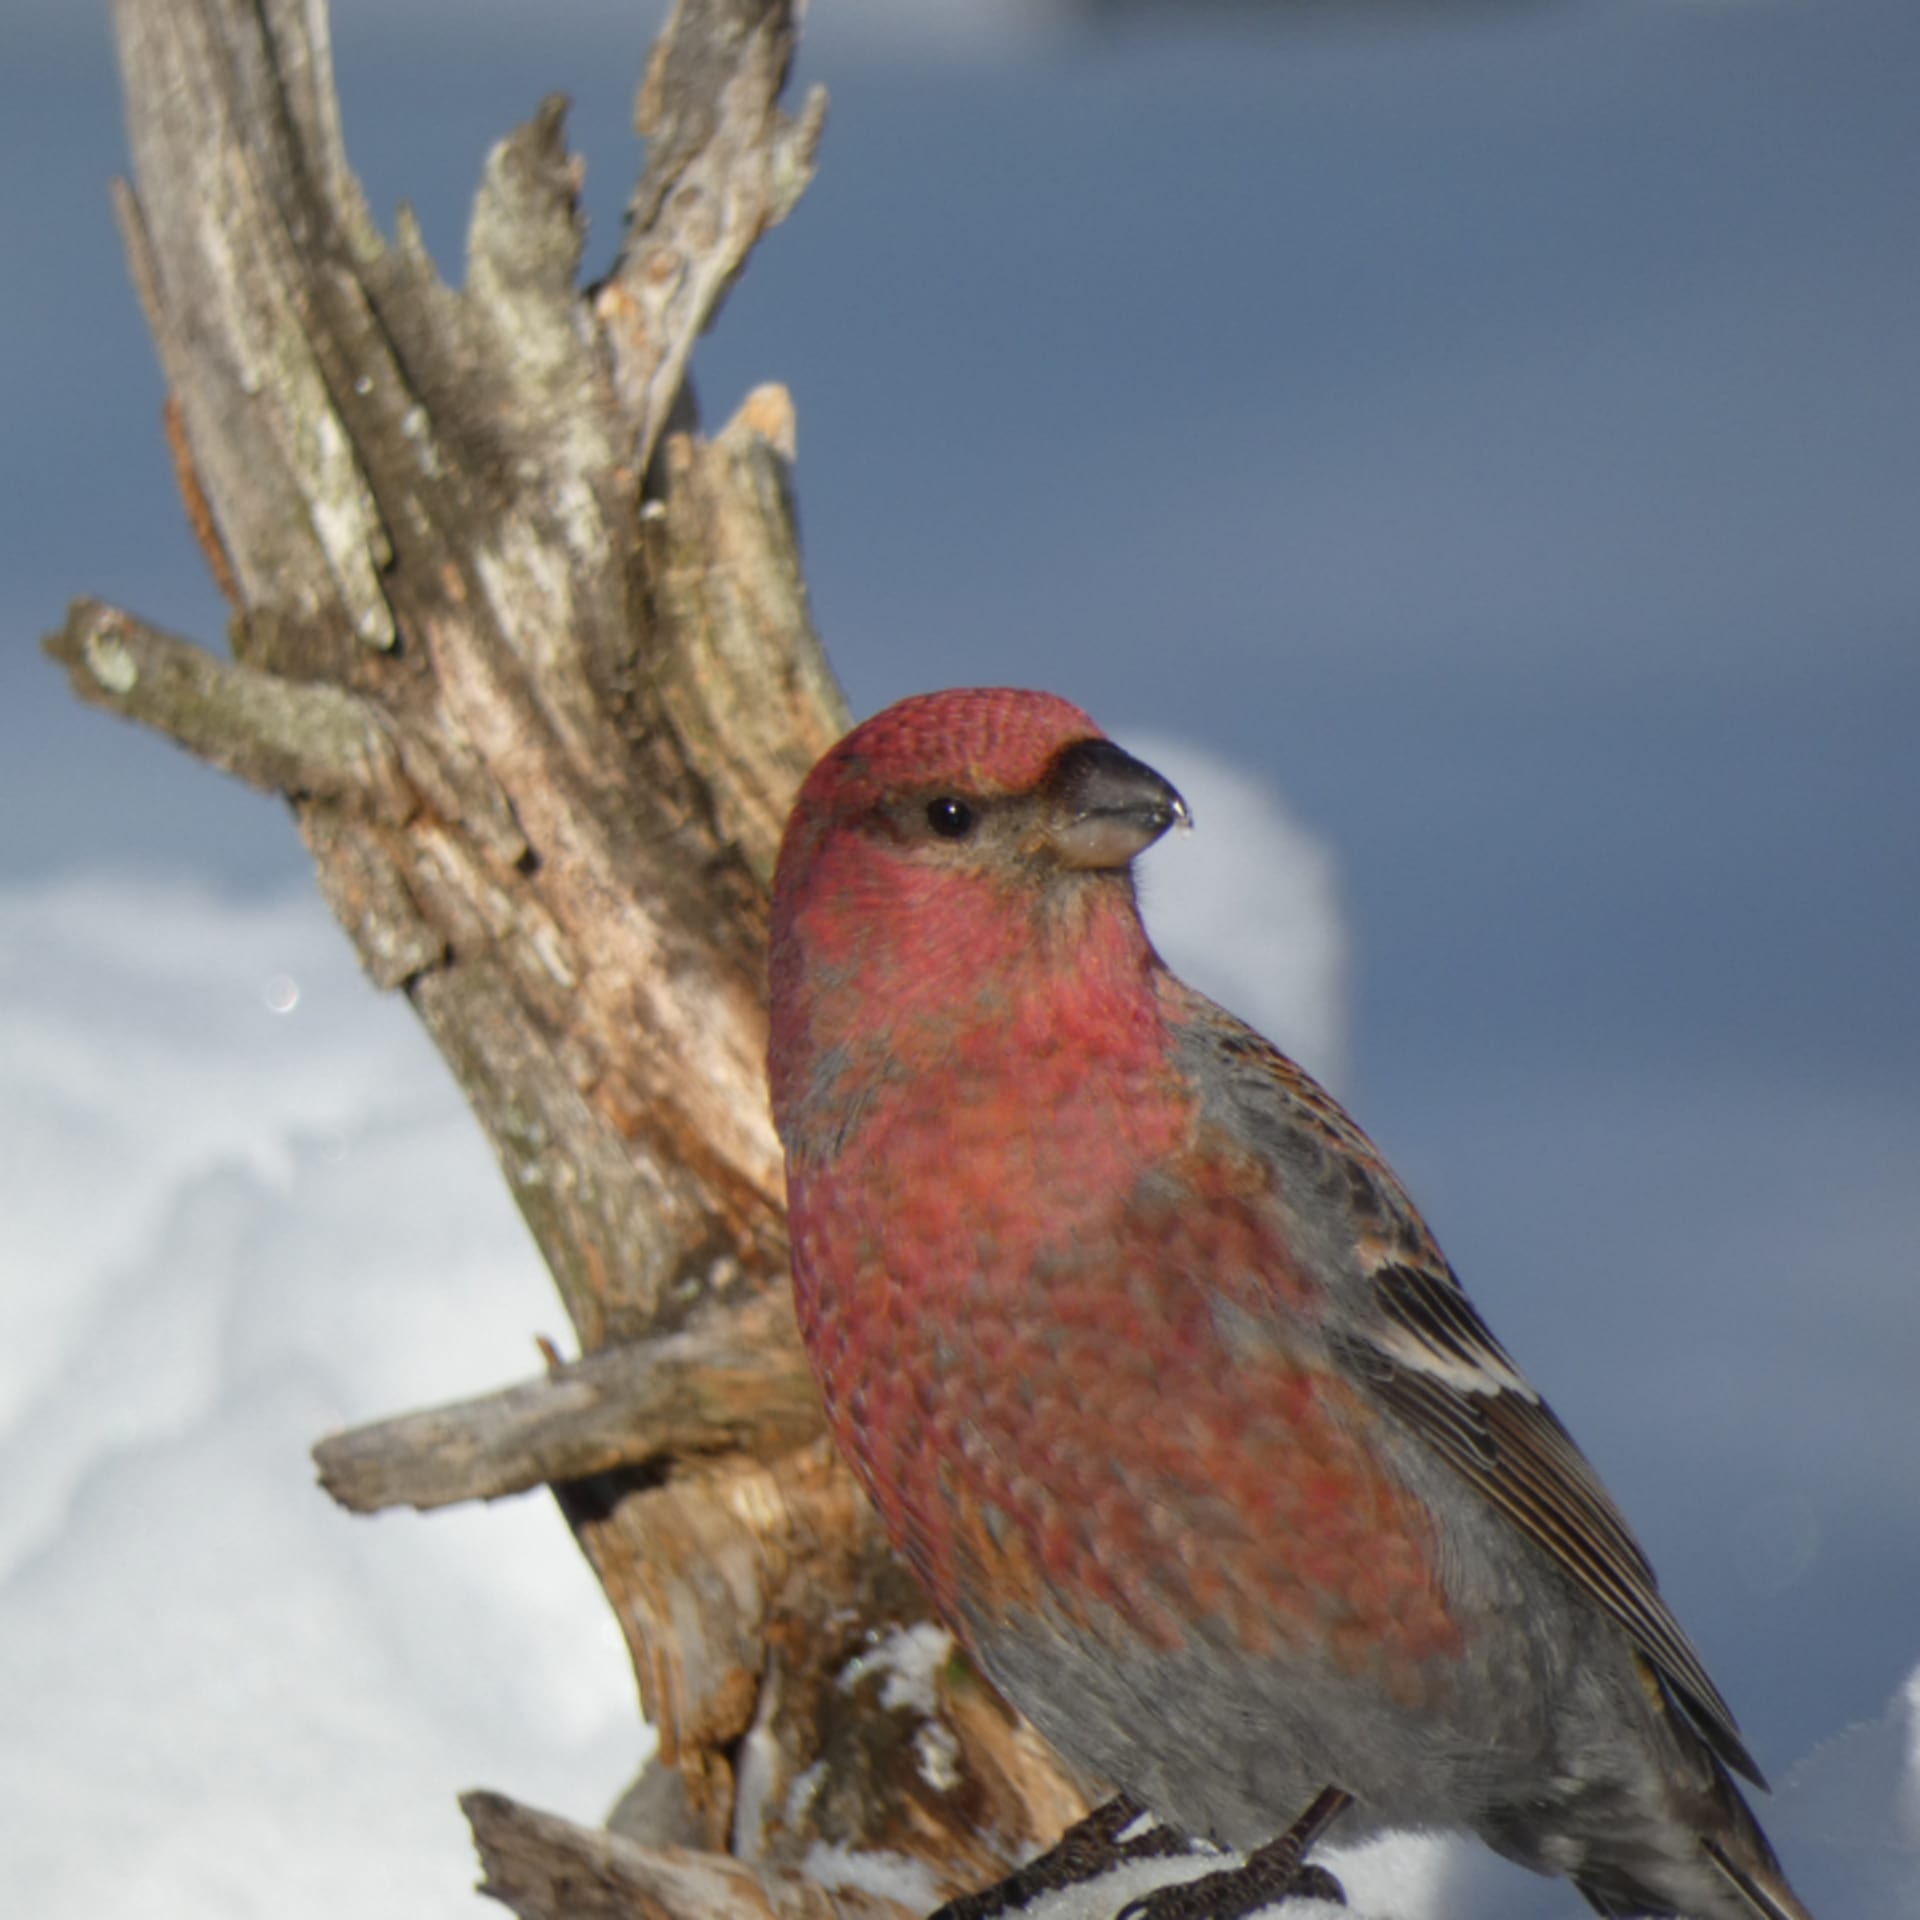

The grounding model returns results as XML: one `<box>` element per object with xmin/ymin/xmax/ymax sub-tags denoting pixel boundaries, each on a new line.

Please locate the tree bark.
<box><xmin>48</xmin><ymin>1</ymin><xmax>1084</xmax><ymax>1912</ymax></box>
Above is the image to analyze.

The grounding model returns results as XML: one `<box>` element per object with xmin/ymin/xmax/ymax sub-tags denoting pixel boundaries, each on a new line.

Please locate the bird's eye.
<box><xmin>925</xmin><ymin>796</ymin><xmax>977</xmax><ymax>840</ymax></box>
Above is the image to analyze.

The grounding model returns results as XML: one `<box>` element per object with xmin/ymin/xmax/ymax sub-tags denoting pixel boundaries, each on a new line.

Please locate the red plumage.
<box><xmin>768</xmin><ymin>688</ymin><xmax>1814</xmax><ymax>1920</ymax></box>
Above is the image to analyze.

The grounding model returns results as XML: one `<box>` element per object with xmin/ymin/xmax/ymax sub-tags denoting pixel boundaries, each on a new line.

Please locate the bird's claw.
<box><xmin>1112</xmin><ymin>1859</ymin><xmax>1347</xmax><ymax>1920</ymax></box>
<box><xmin>928</xmin><ymin>1797</ymin><xmax>1199</xmax><ymax>1920</ymax></box>
<box><xmin>1112</xmin><ymin>1785</ymin><xmax>1352</xmax><ymax>1920</ymax></box>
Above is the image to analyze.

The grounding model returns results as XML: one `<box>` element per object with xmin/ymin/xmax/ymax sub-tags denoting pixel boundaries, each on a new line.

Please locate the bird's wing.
<box><xmin>1338</xmin><ymin>1256</ymin><xmax>1763</xmax><ymax>1786</ymax></box>
<box><xmin>1176</xmin><ymin>995</ymin><xmax>1764</xmax><ymax>1787</ymax></box>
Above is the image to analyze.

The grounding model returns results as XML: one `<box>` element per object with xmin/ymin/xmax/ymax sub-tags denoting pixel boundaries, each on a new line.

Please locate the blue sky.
<box><xmin>3</xmin><ymin>3</ymin><xmax>1916</xmax><ymax>1914</ymax></box>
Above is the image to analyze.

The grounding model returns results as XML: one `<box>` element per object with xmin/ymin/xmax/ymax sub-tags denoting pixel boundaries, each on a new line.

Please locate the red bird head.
<box><xmin>767</xmin><ymin>688</ymin><xmax>1190</xmax><ymax>1149</ymax></box>
<box><xmin>773</xmin><ymin>686</ymin><xmax>1188</xmax><ymax>898</ymax></box>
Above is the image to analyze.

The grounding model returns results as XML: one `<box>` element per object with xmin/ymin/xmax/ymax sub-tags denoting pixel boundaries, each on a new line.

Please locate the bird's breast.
<box><xmin>787</xmin><ymin>1051</ymin><xmax>1465</xmax><ymax>1707</ymax></box>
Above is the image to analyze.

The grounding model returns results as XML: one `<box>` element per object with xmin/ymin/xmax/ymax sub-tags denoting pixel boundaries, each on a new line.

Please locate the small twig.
<box><xmin>465</xmin><ymin>1789</ymin><xmax>775</xmax><ymax>1920</ymax></box>
<box><xmin>314</xmin><ymin>1295</ymin><xmax>822</xmax><ymax>1513</ymax></box>
<box><xmin>463</xmin><ymin>1788</ymin><xmax>909</xmax><ymax>1920</ymax></box>
<box><xmin>43</xmin><ymin>597</ymin><xmax>410</xmax><ymax>816</ymax></box>
<box><xmin>596</xmin><ymin>0</ymin><xmax>827</xmax><ymax>473</ymax></box>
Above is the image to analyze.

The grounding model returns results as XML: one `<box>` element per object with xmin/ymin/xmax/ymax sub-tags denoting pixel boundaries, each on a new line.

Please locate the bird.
<box><xmin>765</xmin><ymin>686</ymin><xmax>1816</xmax><ymax>1920</ymax></box>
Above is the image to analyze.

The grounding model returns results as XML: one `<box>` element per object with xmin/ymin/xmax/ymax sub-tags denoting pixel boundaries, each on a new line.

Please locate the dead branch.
<box><xmin>316</xmin><ymin>1298</ymin><xmax>823</xmax><ymax>1514</ymax></box>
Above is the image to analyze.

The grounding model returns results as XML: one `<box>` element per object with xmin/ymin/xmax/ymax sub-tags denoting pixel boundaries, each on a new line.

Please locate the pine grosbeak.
<box><xmin>767</xmin><ymin>688</ymin><xmax>1814</xmax><ymax>1920</ymax></box>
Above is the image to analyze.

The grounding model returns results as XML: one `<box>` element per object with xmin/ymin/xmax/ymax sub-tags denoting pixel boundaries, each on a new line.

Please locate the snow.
<box><xmin>0</xmin><ymin>878</ymin><xmax>639</xmax><ymax>1919</ymax></box>
<box><xmin>804</xmin><ymin>1842</ymin><xmax>946</xmax><ymax>1913</ymax></box>
<box><xmin>839</xmin><ymin>1622</ymin><xmax>961</xmax><ymax>1721</ymax></box>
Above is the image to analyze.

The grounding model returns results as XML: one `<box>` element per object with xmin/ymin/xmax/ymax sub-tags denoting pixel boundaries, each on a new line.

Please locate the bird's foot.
<box><xmin>1112</xmin><ymin>1788</ymin><xmax>1354</xmax><ymax>1920</ymax></box>
<box><xmin>929</xmin><ymin>1796</ymin><xmax>1196</xmax><ymax>1920</ymax></box>
<box><xmin>1111</xmin><ymin>1860</ymin><xmax>1345</xmax><ymax>1920</ymax></box>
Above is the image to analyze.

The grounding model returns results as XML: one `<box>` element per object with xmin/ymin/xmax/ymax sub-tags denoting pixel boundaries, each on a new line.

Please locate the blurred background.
<box><xmin>3</xmin><ymin>2</ymin><xmax>1916</xmax><ymax>1915</ymax></box>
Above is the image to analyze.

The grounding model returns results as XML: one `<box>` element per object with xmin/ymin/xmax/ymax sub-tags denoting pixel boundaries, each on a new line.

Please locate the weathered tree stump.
<box><xmin>47</xmin><ymin>1</ymin><xmax>1085</xmax><ymax>1911</ymax></box>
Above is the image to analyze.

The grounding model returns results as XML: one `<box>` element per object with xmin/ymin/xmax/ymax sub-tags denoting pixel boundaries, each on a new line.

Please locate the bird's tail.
<box><xmin>1576</xmin><ymin>1839</ymin><xmax>1816</xmax><ymax>1920</ymax></box>
<box><xmin>1571</xmin><ymin>1755</ymin><xmax>1817</xmax><ymax>1920</ymax></box>
<box><xmin>1701</xmin><ymin>1831</ymin><xmax>1816</xmax><ymax>1920</ymax></box>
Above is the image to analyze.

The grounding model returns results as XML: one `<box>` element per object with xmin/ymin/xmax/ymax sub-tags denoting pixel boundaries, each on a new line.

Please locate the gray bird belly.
<box><xmin>961</xmin><ymin>1553</ymin><xmax>1604</xmax><ymax>1852</ymax></box>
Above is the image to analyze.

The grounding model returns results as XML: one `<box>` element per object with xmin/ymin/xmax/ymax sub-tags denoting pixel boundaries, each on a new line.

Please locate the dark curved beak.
<box><xmin>1044</xmin><ymin>738</ymin><xmax>1191</xmax><ymax>871</ymax></box>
